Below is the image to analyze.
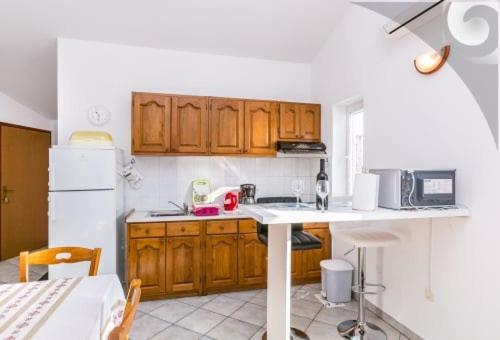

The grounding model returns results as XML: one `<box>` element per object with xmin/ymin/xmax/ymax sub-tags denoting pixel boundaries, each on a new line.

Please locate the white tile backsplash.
<box><xmin>125</xmin><ymin>156</ymin><xmax>321</xmax><ymax>210</ymax></box>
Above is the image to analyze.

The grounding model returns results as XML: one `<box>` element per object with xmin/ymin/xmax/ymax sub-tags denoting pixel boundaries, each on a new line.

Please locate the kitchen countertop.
<box><xmin>126</xmin><ymin>209</ymin><xmax>251</xmax><ymax>223</ymax></box>
<box><xmin>239</xmin><ymin>203</ymin><xmax>470</xmax><ymax>225</ymax></box>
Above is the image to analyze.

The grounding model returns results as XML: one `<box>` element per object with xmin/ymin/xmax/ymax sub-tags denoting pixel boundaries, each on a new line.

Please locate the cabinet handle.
<box><xmin>181</xmin><ymin>227</ymin><xmax>186</xmax><ymax>232</ymax></box>
<box><xmin>219</xmin><ymin>226</ymin><xmax>224</xmax><ymax>230</ymax></box>
<box><xmin>233</xmin><ymin>236</ymin><xmax>238</xmax><ymax>240</ymax></box>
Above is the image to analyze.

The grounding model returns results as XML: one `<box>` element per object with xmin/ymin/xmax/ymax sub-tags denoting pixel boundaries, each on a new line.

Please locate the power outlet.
<box><xmin>425</xmin><ymin>288</ymin><xmax>434</xmax><ymax>302</ymax></box>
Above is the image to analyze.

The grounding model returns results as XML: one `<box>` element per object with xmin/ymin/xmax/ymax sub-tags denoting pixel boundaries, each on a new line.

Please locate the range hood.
<box><xmin>276</xmin><ymin>141</ymin><xmax>327</xmax><ymax>158</ymax></box>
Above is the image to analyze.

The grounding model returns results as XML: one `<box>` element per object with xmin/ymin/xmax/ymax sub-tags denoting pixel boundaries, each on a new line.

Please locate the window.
<box><xmin>346</xmin><ymin>102</ymin><xmax>365</xmax><ymax>195</ymax></box>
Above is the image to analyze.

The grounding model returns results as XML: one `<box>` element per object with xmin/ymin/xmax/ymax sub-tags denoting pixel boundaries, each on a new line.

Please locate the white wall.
<box><xmin>57</xmin><ymin>38</ymin><xmax>311</xmax><ymax>150</ymax></box>
<box><xmin>312</xmin><ymin>4</ymin><xmax>500</xmax><ymax>340</ymax></box>
<box><xmin>0</xmin><ymin>91</ymin><xmax>52</xmax><ymax>131</ymax></box>
<box><xmin>57</xmin><ymin>38</ymin><xmax>317</xmax><ymax>208</ymax></box>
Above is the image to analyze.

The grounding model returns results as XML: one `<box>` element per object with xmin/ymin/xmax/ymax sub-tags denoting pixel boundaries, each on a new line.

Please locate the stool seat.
<box><xmin>335</xmin><ymin>229</ymin><xmax>400</xmax><ymax>248</ymax></box>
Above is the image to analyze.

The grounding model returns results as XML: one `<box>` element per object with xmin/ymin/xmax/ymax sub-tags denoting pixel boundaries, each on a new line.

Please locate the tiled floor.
<box><xmin>0</xmin><ymin>256</ymin><xmax>47</xmax><ymax>283</ymax></box>
<box><xmin>132</xmin><ymin>283</ymin><xmax>406</xmax><ymax>340</ymax></box>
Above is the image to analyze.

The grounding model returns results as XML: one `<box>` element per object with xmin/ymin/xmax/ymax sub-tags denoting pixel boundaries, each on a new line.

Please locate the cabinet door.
<box><xmin>244</xmin><ymin>101</ymin><xmax>277</xmax><ymax>155</ymax></box>
<box><xmin>166</xmin><ymin>236</ymin><xmax>201</xmax><ymax>294</ymax></box>
<box><xmin>171</xmin><ymin>96</ymin><xmax>208</xmax><ymax>153</ymax></box>
<box><xmin>128</xmin><ymin>238</ymin><xmax>166</xmax><ymax>296</ymax></box>
<box><xmin>279</xmin><ymin>103</ymin><xmax>301</xmax><ymax>140</ymax></box>
<box><xmin>291</xmin><ymin>250</ymin><xmax>303</xmax><ymax>282</ymax></box>
<box><xmin>205</xmin><ymin>235</ymin><xmax>238</xmax><ymax>289</ymax></box>
<box><xmin>238</xmin><ymin>233</ymin><xmax>267</xmax><ymax>286</ymax></box>
<box><xmin>302</xmin><ymin>228</ymin><xmax>331</xmax><ymax>279</ymax></box>
<box><xmin>210</xmin><ymin>98</ymin><xmax>244</xmax><ymax>154</ymax></box>
<box><xmin>132</xmin><ymin>93</ymin><xmax>171</xmax><ymax>154</ymax></box>
<box><xmin>299</xmin><ymin>104</ymin><xmax>321</xmax><ymax>141</ymax></box>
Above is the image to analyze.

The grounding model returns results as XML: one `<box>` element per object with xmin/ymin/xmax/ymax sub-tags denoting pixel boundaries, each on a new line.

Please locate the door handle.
<box><xmin>2</xmin><ymin>186</ymin><xmax>15</xmax><ymax>204</ymax></box>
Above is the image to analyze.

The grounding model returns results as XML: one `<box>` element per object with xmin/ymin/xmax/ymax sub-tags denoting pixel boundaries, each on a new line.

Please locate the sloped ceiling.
<box><xmin>0</xmin><ymin>0</ymin><xmax>349</xmax><ymax>118</ymax></box>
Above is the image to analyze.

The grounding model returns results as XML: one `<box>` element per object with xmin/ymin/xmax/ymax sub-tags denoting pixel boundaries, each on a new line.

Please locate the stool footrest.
<box><xmin>352</xmin><ymin>283</ymin><xmax>386</xmax><ymax>295</ymax></box>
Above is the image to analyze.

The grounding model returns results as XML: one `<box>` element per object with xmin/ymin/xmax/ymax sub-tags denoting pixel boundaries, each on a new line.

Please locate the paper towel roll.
<box><xmin>352</xmin><ymin>173</ymin><xmax>380</xmax><ymax>211</ymax></box>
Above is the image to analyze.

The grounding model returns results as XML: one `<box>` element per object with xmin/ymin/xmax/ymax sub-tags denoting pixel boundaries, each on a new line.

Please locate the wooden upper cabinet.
<box><xmin>210</xmin><ymin>98</ymin><xmax>244</xmax><ymax>154</ymax></box>
<box><xmin>171</xmin><ymin>96</ymin><xmax>208</xmax><ymax>154</ymax></box>
<box><xmin>166</xmin><ymin>236</ymin><xmax>201</xmax><ymax>294</ymax></box>
<box><xmin>300</xmin><ymin>104</ymin><xmax>321</xmax><ymax>140</ymax></box>
<box><xmin>244</xmin><ymin>101</ymin><xmax>277</xmax><ymax>155</ymax></box>
<box><xmin>132</xmin><ymin>93</ymin><xmax>171</xmax><ymax>154</ymax></box>
<box><xmin>278</xmin><ymin>103</ymin><xmax>321</xmax><ymax>141</ymax></box>
<box><xmin>279</xmin><ymin>103</ymin><xmax>301</xmax><ymax>139</ymax></box>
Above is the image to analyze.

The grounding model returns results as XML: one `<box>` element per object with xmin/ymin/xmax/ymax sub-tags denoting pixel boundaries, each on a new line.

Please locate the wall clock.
<box><xmin>88</xmin><ymin>105</ymin><xmax>111</xmax><ymax>126</ymax></box>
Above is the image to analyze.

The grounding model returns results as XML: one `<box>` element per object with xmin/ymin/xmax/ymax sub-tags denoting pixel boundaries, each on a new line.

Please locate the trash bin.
<box><xmin>320</xmin><ymin>259</ymin><xmax>354</xmax><ymax>303</ymax></box>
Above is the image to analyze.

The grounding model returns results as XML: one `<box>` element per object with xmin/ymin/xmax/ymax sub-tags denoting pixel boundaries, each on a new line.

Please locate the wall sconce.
<box><xmin>414</xmin><ymin>45</ymin><xmax>450</xmax><ymax>75</ymax></box>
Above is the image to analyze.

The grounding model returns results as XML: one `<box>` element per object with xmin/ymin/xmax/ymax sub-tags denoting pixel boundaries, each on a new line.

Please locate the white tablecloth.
<box><xmin>0</xmin><ymin>275</ymin><xmax>125</xmax><ymax>340</ymax></box>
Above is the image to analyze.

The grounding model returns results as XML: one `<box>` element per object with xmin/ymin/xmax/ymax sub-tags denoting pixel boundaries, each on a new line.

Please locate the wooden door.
<box><xmin>210</xmin><ymin>98</ymin><xmax>244</xmax><ymax>154</ymax></box>
<box><xmin>205</xmin><ymin>234</ymin><xmax>238</xmax><ymax>289</ymax></box>
<box><xmin>1</xmin><ymin>125</ymin><xmax>50</xmax><ymax>260</ymax></box>
<box><xmin>279</xmin><ymin>103</ymin><xmax>300</xmax><ymax>140</ymax></box>
<box><xmin>244</xmin><ymin>101</ymin><xmax>277</xmax><ymax>155</ymax></box>
<box><xmin>132</xmin><ymin>93</ymin><xmax>171</xmax><ymax>154</ymax></box>
<box><xmin>166</xmin><ymin>236</ymin><xmax>201</xmax><ymax>294</ymax></box>
<box><xmin>302</xmin><ymin>228</ymin><xmax>331</xmax><ymax>279</ymax></box>
<box><xmin>171</xmin><ymin>96</ymin><xmax>208</xmax><ymax>153</ymax></box>
<box><xmin>238</xmin><ymin>233</ymin><xmax>267</xmax><ymax>286</ymax></box>
<box><xmin>299</xmin><ymin>104</ymin><xmax>321</xmax><ymax>141</ymax></box>
<box><xmin>128</xmin><ymin>238</ymin><xmax>166</xmax><ymax>296</ymax></box>
<box><xmin>291</xmin><ymin>251</ymin><xmax>303</xmax><ymax>282</ymax></box>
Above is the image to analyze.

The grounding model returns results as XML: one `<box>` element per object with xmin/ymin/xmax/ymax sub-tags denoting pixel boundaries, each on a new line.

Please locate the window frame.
<box><xmin>345</xmin><ymin>101</ymin><xmax>365</xmax><ymax>195</ymax></box>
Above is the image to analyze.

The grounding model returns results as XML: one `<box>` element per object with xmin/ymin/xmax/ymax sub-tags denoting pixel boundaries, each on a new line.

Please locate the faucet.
<box><xmin>168</xmin><ymin>201</ymin><xmax>189</xmax><ymax>215</ymax></box>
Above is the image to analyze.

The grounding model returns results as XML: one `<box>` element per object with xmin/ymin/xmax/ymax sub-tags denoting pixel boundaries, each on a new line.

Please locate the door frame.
<box><xmin>0</xmin><ymin>122</ymin><xmax>51</xmax><ymax>259</ymax></box>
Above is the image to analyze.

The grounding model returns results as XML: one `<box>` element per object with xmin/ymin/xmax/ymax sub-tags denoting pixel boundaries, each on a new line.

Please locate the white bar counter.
<box><xmin>240</xmin><ymin>203</ymin><xmax>469</xmax><ymax>339</ymax></box>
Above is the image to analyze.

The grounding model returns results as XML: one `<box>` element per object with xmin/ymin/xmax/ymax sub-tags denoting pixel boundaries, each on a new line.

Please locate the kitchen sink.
<box><xmin>149</xmin><ymin>210</ymin><xmax>189</xmax><ymax>217</ymax></box>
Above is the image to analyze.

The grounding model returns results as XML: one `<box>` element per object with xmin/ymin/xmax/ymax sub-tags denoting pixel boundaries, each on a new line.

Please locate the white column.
<box><xmin>266</xmin><ymin>223</ymin><xmax>291</xmax><ymax>339</ymax></box>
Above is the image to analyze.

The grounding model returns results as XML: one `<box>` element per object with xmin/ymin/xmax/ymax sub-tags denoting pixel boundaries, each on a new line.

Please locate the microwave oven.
<box><xmin>369</xmin><ymin>169</ymin><xmax>456</xmax><ymax>209</ymax></box>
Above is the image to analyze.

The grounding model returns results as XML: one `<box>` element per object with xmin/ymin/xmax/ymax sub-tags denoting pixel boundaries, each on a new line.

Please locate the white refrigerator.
<box><xmin>48</xmin><ymin>145</ymin><xmax>125</xmax><ymax>281</ymax></box>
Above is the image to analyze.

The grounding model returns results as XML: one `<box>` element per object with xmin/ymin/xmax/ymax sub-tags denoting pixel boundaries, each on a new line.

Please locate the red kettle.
<box><xmin>224</xmin><ymin>192</ymin><xmax>239</xmax><ymax>211</ymax></box>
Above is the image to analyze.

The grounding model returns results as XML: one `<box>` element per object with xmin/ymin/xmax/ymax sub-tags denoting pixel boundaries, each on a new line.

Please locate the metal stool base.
<box><xmin>262</xmin><ymin>327</ymin><xmax>310</xmax><ymax>340</ymax></box>
<box><xmin>337</xmin><ymin>320</ymin><xmax>387</xmax><ymax>340</ymax></box>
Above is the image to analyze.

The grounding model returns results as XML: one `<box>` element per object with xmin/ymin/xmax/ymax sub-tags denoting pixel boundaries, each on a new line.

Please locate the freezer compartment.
<box><xmin>49</xmin><ymin>147</ymin><xmax>116</xmax><ymax>191</ymax></box>
<box><xmin>48</xmin><ymin>190</ymin><xmax>117</xmax><ymax>279</ymax></box>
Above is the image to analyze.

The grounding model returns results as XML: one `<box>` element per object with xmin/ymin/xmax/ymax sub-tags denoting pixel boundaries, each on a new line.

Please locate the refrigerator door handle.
<box><xmin>49</xmin><ymin>162</ymin><xmax>56</xmax><ymax>190</ymax></box>
<box><xmin>49</xmin><ymin>193</ymin><xmax>56</xmax><ymax>221</ymax></box>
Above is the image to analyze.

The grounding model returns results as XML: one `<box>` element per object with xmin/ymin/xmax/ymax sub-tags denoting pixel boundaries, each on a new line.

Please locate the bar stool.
<box><xmin>335</xmin><ymin>229</ymin><xmax>400</xmax><ymax>340</ymax></box>
<box><xmin>256</xmin><ymin>197</ymin><xmax>323</xmax><ymax>340</ymax></box>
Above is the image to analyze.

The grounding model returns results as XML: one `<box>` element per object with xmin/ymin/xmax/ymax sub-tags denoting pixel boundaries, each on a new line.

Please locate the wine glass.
<box><xmin>291</xmin><ymin>179</ymin><xmax>305</xmax><ymax>208</ymax></box>
<box><xmin>316</xmin><ymin>180</ymin><xmax>329</xmax><ymax>213</ymax></box>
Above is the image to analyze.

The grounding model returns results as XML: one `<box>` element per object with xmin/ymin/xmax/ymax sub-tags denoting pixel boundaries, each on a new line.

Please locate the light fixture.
<box><xmin>414</xmin><ymin>45</ymin><xmax>450</xmax><ymax>75</ymax></box>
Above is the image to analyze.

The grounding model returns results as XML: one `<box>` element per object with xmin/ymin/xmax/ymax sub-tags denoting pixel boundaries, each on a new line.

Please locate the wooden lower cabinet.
<box><xmin>128</xmin><ymin>237</ymin><xmax>166</xmax><ymax>296</ymax></box>
<box><xmin>205</xmin><ymin>234</ymin><xmax>239</xmax><ymax>290</ymax></box>
<box><xmin>302</xmin><ymin>228</ymin><xmax>331</xmax><ymax>279</ymax></box>
<box><xmin>238</xmin><ymin>233</ymin><xmax>267</xmax><ymax>286</ymax></box>
<box><xmin>291</xmin><ymin>251</ymin><xmax>303</xmax><ymax>282</ymax></box>
<box><xmin>127</xmin><ymin>220</ymin><xmax>330</xmax><ymax>300</ymax></box>
<box><xmin>166</xmin><ymin>236</ymin><xmax>201</xmax><ymax>294</ymax></box>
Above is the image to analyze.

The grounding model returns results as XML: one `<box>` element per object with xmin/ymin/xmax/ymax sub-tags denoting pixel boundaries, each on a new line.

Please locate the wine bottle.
<box><xmin>316</xmin><ymin>159</ymin><xmax>328</xmax><ymax>210</ymax></box>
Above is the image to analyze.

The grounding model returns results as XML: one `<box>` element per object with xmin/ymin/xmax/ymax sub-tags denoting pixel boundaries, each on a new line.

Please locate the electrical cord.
<box><xmin>408</xmin><ymin>170</ymin><xmax>416</xmax><ymax>208</ymax></box>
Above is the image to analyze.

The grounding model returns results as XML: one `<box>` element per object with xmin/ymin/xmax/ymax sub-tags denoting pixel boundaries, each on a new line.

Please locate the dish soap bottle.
<box><xmin>316</xmin><ymin>159</ymin><xmax>328</xmax><ymax>210</ymax></box>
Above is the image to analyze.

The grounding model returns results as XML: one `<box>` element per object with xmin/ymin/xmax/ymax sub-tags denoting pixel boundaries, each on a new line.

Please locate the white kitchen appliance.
<box><xmin>48</xmin><ymin>145</ymin><xmax>125</xmax><ymax>281</ymax></box>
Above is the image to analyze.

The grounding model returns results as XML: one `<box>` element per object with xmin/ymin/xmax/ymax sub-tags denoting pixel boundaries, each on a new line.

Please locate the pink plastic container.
<box><xmin>192</xmin><ymin>204</ymin><xmax>220</xmax><ymax>216</ymax></box>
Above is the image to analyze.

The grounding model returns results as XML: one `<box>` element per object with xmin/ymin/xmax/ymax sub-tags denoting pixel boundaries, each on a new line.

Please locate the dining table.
<box><xmin>0</xmin><ymin>274</ymin><xmax>125</xmax><ymax>340</ymax></box>
<box><xmin>240</xmin><ymin>202</ymin><xmax>470</xmax><ymax>339</ymax></box>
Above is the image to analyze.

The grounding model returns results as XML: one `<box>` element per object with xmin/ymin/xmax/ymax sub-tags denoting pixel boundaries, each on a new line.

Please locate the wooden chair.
<box><xmin>108</xmin><ymin>279</ymin><xmax>142</xmax><ymax>340</ymax></box>
<box><xmin>19</xmin><ymin>246</ymin><xmax>101</xmax><ymax>282</ymax></box>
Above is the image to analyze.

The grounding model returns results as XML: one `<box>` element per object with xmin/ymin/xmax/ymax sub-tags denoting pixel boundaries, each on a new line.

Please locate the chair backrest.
<box><xmin>19</xmin><ymin>247</ymin><xmax>102</xmax><ymax>282</ymax></box>
<box><xmin>108</xmin><ymin>279</ymin><xmax>142</xmax><ymax>340</ymax></box>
